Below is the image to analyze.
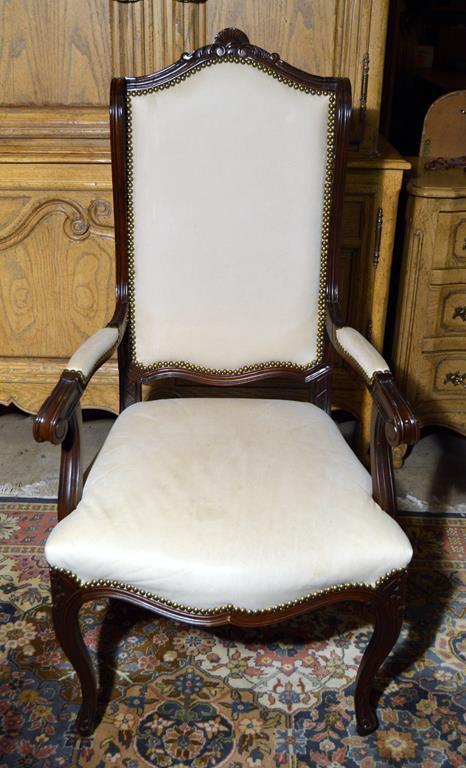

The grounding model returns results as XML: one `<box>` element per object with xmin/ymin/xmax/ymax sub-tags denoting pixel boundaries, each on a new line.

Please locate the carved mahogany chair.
<box><xmin>33</xmin><ymin>29</ymin><xmax>419</xmax><ymax>738</ymax></box>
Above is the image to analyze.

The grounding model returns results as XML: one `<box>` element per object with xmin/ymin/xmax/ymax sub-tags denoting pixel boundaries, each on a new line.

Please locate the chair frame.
<box><xmin>33</xmin><ymin>29</ymin><xmax>419</xmax><ymax>738</ymax></box>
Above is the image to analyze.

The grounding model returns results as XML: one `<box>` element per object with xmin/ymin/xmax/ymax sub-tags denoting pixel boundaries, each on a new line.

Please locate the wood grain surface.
<box><xmin>0</xmin><ymin>0</ymin><xmax>111</xmax><ymax>106</ymax></box>
<box><xmin>0</xmin><ymin>0</ymin><xmax>406</xmax><ymax>439</ymax></box>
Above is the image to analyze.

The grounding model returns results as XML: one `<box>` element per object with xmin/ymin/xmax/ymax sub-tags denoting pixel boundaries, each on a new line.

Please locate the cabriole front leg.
<box><xmin>50</xmin><ymin>569</ymin><xmax>98</xmax><ymax>736</ymax></box>
<box><xmin>354</xmin><ymin>570</ymin><xmax>406</xmax><ymax>735</ymax></box>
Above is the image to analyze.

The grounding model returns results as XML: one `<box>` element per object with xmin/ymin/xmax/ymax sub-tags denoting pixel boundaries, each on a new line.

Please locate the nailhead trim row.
<box><xmin>51</xmin><ymin>566</ymin><xmax>406</xmax><ymax>615</ymax></box>
<box><xmin>125</xmin><ymin>55</ymin><xmax>336</xmax><ymax>375</ymax></box>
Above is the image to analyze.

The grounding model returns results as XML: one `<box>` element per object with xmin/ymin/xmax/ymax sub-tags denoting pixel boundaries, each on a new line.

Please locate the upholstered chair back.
<box><xmin>123</xmin><ymin>46</ymin><xmax>347</xmax><ymax>376</ymax></box>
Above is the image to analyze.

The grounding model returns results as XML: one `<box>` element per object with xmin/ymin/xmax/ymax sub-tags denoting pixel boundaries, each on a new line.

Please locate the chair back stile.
<box><xmin>109</xmin><ymin>29</ymin><xmax>352</xmax><ymax>409</ymax></box>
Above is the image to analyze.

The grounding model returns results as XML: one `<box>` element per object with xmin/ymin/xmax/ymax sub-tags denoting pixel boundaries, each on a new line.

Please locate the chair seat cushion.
<box><xmin>45</xmin><ymin>398</ymin><xmax>412</xmax><ymax>612</ymax></box>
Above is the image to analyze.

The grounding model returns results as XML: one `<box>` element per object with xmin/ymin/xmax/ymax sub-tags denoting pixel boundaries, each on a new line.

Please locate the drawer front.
<box><xmin>453</xmin><ymin>219</ymin><xmax>466</xmax><ymax>261</ymax></box>
<box><xmin>426</xmin><ymin>285</ymin><xmax>466</xmax><ymax>337</ymax></box>
<box><xmin>432</xmin><ymin>355</ymin><xmax>466</xmax><ymax>397</ymax></box>
<box><xmin>433</xmin><ymin>210</ymin><xmax>466</xmax><ymax>269</ymax></box>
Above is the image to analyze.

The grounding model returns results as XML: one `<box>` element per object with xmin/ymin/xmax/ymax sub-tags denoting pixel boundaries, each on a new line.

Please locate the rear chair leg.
<box><xmin>354</xmin><ymin>571</ymin><xmax>406</xmax><ymax>735</ymax></box>
<box><xmin>50</xmin><ymin>569</ymin><xmax>98</xmax><ymax>736</ymax></box>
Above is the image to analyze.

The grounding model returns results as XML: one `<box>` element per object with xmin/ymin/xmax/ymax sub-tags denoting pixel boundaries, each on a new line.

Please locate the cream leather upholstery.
<box><xmin>66</xmin><ymin>327</ymin><xmax>119</xmax><ymax>379</ymax></box>
<box><xmin>130</xmin><ymin>62</ymin><xmax>331</xmax><ymax>370</ymax></box>
<box><xmin>335</xmin><ymin>327</ymin><xmax>390</xmax><ymax>381</ymax></box>
<box><xmin>45</xmin><ymin>398</ymin><xmax>412</xmax><ymax>611</ymax></box>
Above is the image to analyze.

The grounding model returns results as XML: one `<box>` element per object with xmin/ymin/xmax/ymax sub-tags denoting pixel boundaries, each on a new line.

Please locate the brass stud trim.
<box><xmin>125</xmin><ymin>57</ymin><xmax>336</xmax><ymax>375</ymax></box>
<box><xmin>50</xmin><ymin>565</ymin><xmax>406</xmax><ymax>616</ymax></box>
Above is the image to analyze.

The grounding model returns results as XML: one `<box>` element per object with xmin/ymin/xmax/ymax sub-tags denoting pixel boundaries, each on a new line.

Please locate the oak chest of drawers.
<box><xmin>393</xmin><ymin>166</ymin><xmax>466</xmax><ymax>446</ymax></box>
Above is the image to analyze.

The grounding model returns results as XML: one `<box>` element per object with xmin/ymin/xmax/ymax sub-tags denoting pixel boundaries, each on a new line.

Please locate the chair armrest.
<box><xmin>328</xmin><ymin>323</ymin><xmax>419</xmax><ymax>447</ymax></box>
<box><xmin>33</xmin><ymin>324</ymin><xmax>122</xmax><ymax>445</ymax></box>
<box><xmin>65</xmin><ymin>326</ymin><xmax>119</xmax><ymax>381</ymax></box>
<box><xmin>332</xmin><ymin>326</ymin><xmax>390</xmax><ymax>383</ymax></box>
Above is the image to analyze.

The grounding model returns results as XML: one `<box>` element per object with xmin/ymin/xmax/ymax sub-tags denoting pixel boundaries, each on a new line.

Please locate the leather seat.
<box><xmin>46</xmin><ymin>397</ymin><xmax>412</xmax><ymax>612</ymax></box>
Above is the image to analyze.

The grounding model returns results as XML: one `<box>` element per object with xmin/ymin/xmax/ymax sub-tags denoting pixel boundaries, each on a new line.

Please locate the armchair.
<box><xmin>33</xmin><ymin>28</ymin><xmax>418</xmax><ymax>738</ymax></box>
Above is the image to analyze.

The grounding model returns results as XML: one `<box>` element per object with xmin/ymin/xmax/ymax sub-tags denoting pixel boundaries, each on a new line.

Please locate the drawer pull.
<box><xmin>372</xmin><ymin>207</ymin><xmax>383</xmax><ymax>268</ymax></box>
<box><xmin>453</xmin><ymin>306</ymin><xmax>466</xmax><ymax>321</ymax></box>
<box><xmin>444</xmin><ymin>371</ymin><xmax>466</xmax><ymax>387</ymax></box>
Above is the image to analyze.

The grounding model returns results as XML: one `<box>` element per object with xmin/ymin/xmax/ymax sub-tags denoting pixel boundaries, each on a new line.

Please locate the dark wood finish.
<box><xmin>370</xmin><ymin>408</ymin><xmax>397</xmax><ymax>515</ymax></box>
<box><xmin>354</xmin><ymin>569</ymin><xmax>406</xmax><ymax>735</ymax></box>
<box><xmin>50</xmin><ymin>569</ymin><xmax>98</xmax><ymax>737</ymax></box>
<box><xmin>33</xmin><ymin>370</ymin><xmax>84</xmax><ymax>445</ymax></box>
<box><xmin>32</xmin><ymin>29</ymin><xmax>418</xmax><ymax>738</ymax></box>
<box><xmin>369</xmin><ymin>372</ymin><xmax>420</xmax><ymax>449</ymax></box>
<box><xmin>326</xmin><ymin>317</ymin><xmax>419</xmax><ymax>514</ymax></box>
<box><xmin>109</xmin><ymin>76</ymin><xmax>131</xmax><ymax>413</ymax></box>
<box><xmin>368</xmin><ymin>372</ymin><xmax>419</xmax><ymax>514</ymax></box>
<box><xmin>57</xmin><ymin>406</ymin><xmax>83</xmax><ymax>522</ymax></box>
<box><xmin>50</xmin><ymin>567</ymin><xmax>406</xmax><ymax>738</ymax></box>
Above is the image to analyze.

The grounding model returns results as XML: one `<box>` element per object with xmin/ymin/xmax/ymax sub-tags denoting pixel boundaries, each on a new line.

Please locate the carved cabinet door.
<box><xmin>0</xmin><ymin>168</ymin><xmax>118</xmax><ymax>414</ymax></box>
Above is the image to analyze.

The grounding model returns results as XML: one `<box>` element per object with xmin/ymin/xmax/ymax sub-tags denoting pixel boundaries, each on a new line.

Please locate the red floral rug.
<box><xmin>0</xmin><ymin>499</ymin><xmax>464</xmax><ymax>767</ymax></box>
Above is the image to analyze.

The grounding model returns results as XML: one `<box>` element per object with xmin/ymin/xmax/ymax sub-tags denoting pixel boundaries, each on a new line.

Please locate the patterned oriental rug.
<box><xmin>0</xmin><ymin>500</ymin><xmax>464</xmax><ymax>768</ymax></box>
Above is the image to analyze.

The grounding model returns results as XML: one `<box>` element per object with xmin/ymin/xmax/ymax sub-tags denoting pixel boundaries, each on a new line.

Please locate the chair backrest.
<box><xmin>111</xmin><ymin>29</ymin><xmax>351</xmax><ymax>385</ymax></box>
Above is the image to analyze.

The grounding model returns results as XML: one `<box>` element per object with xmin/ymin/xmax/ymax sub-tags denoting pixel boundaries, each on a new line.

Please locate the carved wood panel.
<box><xmin>0</xmin><ymin>164</ymin><xmax>119</xmax><ymax>414</ymax></box>
<box><xmin>0</xmin><ymin>194</ymin><xmax>114</xmax><ymax>357</ymax></box>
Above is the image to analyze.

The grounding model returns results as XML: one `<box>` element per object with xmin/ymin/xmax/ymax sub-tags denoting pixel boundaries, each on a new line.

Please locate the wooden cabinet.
<box><xmin>0</xmin><ymin>0</ymin><xmax>405</xmax><ymax>451</ymax></box>
<box><xmin>393</xmin><ymin>166</ymin><xmax>466</xmax><ymax>443</ymax></box>
<box><xmin>338</xmin><ymin>142</ymin><xmax>410</xmax><ymax>450</ymax></box>
<box><xmin>0</xmin><ymin>162</ymin><xmax>117</xmax><ymax>413</ymax></box>
<box><xmin>110</xmin><ymin>0</ymin><xmax>389</xmax><ymax>155</ymax></box>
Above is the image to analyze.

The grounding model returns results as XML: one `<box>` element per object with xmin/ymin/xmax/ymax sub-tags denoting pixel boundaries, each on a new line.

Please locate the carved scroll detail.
<box><xmin>88</xmin><ymin>199</ymin><xmax>113</xmax><ymax>227</ymax></box>
<box><xmin>181</xmin><ymin>29</ymin><xmax>281</xmax><ymax>65</ymax></box>
<box><xmin>0</xmin><ymin>199</ymin><xmax>114</xmax><ymax>250</ymax></box>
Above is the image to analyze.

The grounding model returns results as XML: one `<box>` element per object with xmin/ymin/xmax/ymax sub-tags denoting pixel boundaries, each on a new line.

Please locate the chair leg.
<box><xmin>354</xmin><ymin>571</ymin><xmax>406</xmax><ymax>735</ymax></box>
<box><xmin>50</xmin><ymin>569</ymin><xmax>98</xmax><ymax>736</ymax></box>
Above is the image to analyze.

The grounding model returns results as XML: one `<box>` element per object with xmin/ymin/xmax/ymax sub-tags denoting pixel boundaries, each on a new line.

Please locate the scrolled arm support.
<box><xmin>33</xmin><ymin>312</ymin><xmax>127</xmax><ymax>446</ymax></box>
<box><xmin>33</xmin><ymin>313</ymin><xmax>127</xmax><ymax>520</ymax></box>
<box><xmin>33</xmin><ymin>371</ymin><xmax>85</xmax><ymax>445</ymax></box>
<box><xmin>369</xmin><ymin>372</ymin><xmax>419</xmax><ymax>448</ymax></box>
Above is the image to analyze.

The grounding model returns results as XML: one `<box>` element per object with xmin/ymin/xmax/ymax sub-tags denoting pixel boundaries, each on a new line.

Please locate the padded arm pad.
<box><xmin>334</xmin><ymin>326</ymin><xmax>390</xmax><ymax>382</ymax></box>
<box><xmin>66</xmin><ymin>326</ymin><xmax>119</xmax><ymax>380</ymax></box>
